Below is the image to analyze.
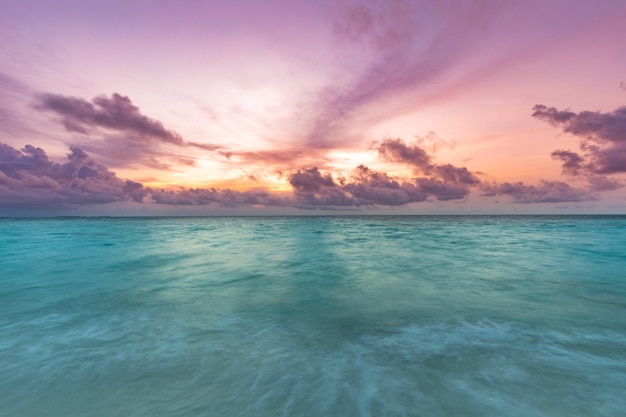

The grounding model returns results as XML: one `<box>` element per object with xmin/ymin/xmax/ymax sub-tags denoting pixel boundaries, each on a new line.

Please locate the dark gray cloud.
<box><xmin>148</xmin><ymin>187</ymin><xmax>287</xmax><ymax>207</ymax></box>
<box><xmin>345</xmin><ymin>165</ymin><xmax>426</xmax><ymax>205</ymax></box>
<box><xmin>376</xmin><ymin>138</ymin><xmax>481</xmax><ymax>185</ymax></box>
<box><xmin>0</xmin><ymin>143</ymin><xmax>146</xmax><ymax>209</ymax></box>
<box><xmin>289</xmin><ymin>167</ymin><xmax>337</xmax><ymax>193</ymax></box>
<box><xmin>532</xmin><ymin>104</ymin><xmax>626</xmax><ymax>144</ymax></box>
<box><xmin>287</xmin><ymin>163</ymin><xmax>473</xmax><ymax>208</ymax></box>
<box><xmin>0</xmin><ymin>143</ymin><xmax>290</xmax><ymax>209</ymax></box>
<box><xmin>288</xmin><ymin>167</ymin><xmax>356</xmax><ymax>207</ymax></box>
<box><xmin>222</xmin><ymin>147</ymin><xmax>333</xmax><ymax>174</ymax></box>
<box><xmin>551</xmin><ymin>149</ymin><xmax>585</xmax><ymax>175</ymax></box>
<box><xmin>40</xmin><ymin>93</ymin><xmax>181</xmax><ymax>144</ymax></box>
<box><xmin>481</xmin><ymin>180</ymin><xmax>596</xmax><ymax>203</ymax></box>
<box><xmin>532</xmin><ymin>104</ymin><xmax>626</xmax><ymax>175</ymax></box>
<box><xmin>430</xmin><ymin>164</ymin><xmax>480</xmax><ymax>185</ymax></box>
<box><xmin>414</xmin><ymin>177</ymin><xmax>471</xmax><ymax>201</ymax></box>
<box><xmin>38</xmin><ymin>93</ymin><xmax>220</xmax><ymax>169</ymax></box>
<box><xmin>586</xmin><ymin>175</ymin><xmax>622</xmax><ymax>192</ymax></box>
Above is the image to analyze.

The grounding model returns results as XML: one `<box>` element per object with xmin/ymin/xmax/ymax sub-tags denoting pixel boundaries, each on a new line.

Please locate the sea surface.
<box><xmin>1</xmin><ymin>215</ymin><xmax>625</xmax><ymax>417</ymax></box>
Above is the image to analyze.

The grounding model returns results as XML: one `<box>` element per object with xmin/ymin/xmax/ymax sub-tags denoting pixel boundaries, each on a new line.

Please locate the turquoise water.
<box><xmin>1</xmin><ymin>216</ymin><xmax>625</xmax><ymax>416</ymax></box>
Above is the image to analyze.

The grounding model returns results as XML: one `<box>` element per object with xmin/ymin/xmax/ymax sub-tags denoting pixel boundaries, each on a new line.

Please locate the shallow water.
<box><xmin>1</xmin><ymin>216</ymin><xmax>625</xmax><ymax>416</ymax></box>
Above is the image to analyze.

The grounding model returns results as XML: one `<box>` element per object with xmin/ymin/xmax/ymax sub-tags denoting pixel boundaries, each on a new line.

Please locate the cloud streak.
<box><xmin>306</xmin><ymin>0</ymin><xmax>501</xmax><ymax>147</ymax></box>
<box><xmin>222</xmin><ymin>147</ymin><xmax>332</xmax><ymax>174</ymax></box>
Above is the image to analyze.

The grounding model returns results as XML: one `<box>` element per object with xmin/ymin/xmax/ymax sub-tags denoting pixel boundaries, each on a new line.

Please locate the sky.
<box><xmin>1</xmin><ymin>0</ymin><xmax>626</xmax><ymax>215</ymax></box>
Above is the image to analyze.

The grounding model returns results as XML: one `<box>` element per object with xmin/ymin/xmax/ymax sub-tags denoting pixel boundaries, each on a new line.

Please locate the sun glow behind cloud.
<box><xmin>326</xmin><ymin>150</ymin><xmax>378</xmax><ymax>171</ymax></box>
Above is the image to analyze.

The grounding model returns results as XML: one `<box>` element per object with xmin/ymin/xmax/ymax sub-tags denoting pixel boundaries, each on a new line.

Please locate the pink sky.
<box><xmin>1</xmin><ymin>0</ymin><xmax>626</xmax><ymax>215</ymax></box>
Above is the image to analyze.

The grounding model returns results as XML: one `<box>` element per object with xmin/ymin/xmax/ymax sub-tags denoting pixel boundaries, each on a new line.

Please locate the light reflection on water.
<box><xmin>1</xmin><ymin>216</ymin><xmax>625</xmax><ymax>416</ymax></box>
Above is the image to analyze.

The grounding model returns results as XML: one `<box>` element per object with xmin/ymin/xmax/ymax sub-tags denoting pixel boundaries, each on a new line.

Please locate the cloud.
<box><xmin>0</xmin><ymin>142</ymin><xmax>292</xmax><ymax>209</ymax></box>
<box><xmin>148</xmin><ymin>187</ymin><xmax>288</xmax><ymax>207</ymax></box>
<box><xmin>377</xmin><ymin>137</ymin><xmax>432</xmax><ymax>169</ymax></box>
<box><xmin>41</xmin><ymin>93</ymin><xmax>178</xmax><ymax>143</ymax></box>
<box><xmin>38</xmin><ymin>93</ymin><xmax>220</xmax><ymax>169</ymax></box>
<box><xmin>40</xmin><ymin>93</ymin><xmax>179</xmax><ymax>141</ymax></box>
<box><xmin>430</xmin><ymin>164</ymin><xmax>480</xmax><ymax>185</ymax></box>
<box><xmin>550</xmin><ymin>149</ymin><xmax>585</xmax><ymax>175</ymax></box>
<box><xmin>0</xmin><ymin>143</ymin><xmax>146</xmax><ymax>209</ymax></box>
<box><xmin>414</xmin><ymin>177</ymin><xmax>471</xmax><ymax>201</ymax></box>
<box><xmin>481</xmin><ymin>180</ymin><xmax>596</xmax><ymax>203</ymax></box>
<box><xmin>289</xmin><ymin>167</ymin><xmax>337</xmax><ymax>193</ymax></box>
<box><xmin>347</xmin><ymin>164</ymin><xmax>473</xmax><ymax>203</ymax></box>
<box><xmin>468</xmin><ymin>104</ymin><xmax>626</xmax><ymax>202</ymax></box>
<box><xmin>376</xmin><ymin>137</ymin><xmax>481</xmax><ymax>185</ymax></box>
<box><xmin>306</xmin><ymin>0</ymin><xmax>501</xmax><ymax>147</ymax></box>
<box><xmin>287</xmin><ymin>163</ymin><xmax>473</xmax><ymax>208</ymax></box>
<box><xmin>288</xmin><ymin>167</ymin><xmax>356</xmax><ymax>207</ymax></box>
<box><xmin>346</xmin><ymin>168</ymin><xmax>423</xmax><ymax>206</ymax></box>
<box><xmin>532</xmin><ymin>104</ymin><xmax>626</xmax><ymax>175</ymax></box>
<box><xmin>0</xmin><ymin>135</ymin><xmax>617</xmax><ymax>212</ymax></box>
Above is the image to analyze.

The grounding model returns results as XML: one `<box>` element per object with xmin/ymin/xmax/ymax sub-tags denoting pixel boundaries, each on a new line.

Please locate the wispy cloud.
<box><xmin>0</xmin><ymin>72</ymin><xmax>43</xmax><ymax>138</ymax></box>
<box><xmin>306</xmin><ymin>0</ymin><xmax>501</xmax><ymax>147</ymax></box>
<box><xmin>222</xmin><ymin>147</ymin><xmax>332</xmax><ymax>173</ymax></box>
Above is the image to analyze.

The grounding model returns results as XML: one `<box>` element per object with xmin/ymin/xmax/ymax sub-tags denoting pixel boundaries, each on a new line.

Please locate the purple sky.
<box><xmin>1</xmin><ymin>0</ymin><xmax>626</xmax><ymax>215</ymax></box>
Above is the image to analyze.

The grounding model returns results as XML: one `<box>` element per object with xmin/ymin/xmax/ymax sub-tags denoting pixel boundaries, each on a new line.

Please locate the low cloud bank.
<box><xmin>1</xmin><ymin>135</ymin><xmax>605</xmax><ymax>211</ymax></box>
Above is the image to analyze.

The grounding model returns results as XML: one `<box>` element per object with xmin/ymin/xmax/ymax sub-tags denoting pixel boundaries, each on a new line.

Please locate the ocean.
<box><xmin>1</xmin><ymin>215</ymin><xmax>625</xmax><ymax>416</ymax></box>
